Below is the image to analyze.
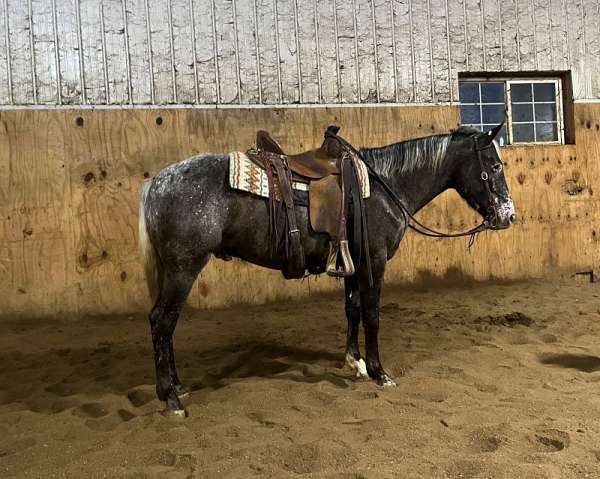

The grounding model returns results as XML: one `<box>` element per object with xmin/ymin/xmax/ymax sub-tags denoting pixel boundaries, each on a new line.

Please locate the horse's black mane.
<box><xmin>359</xmin><ymin>126</ymin><xmax>483</xmax><ymax>178</ymax></box>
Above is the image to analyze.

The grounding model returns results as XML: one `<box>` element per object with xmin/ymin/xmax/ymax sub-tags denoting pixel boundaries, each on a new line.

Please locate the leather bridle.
<box><xmin>326</xmin><ymin>130</ymin><xmax>504</xmax><ymax>245</ymax></box>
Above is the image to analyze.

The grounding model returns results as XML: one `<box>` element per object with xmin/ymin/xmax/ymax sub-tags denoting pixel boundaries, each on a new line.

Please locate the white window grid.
<box><xmin>459</xmin><ymin>82</ymin><xmax>505</xmax><ymax>138</ymax></box>
<box><xmin>506</xmin><ymin>79</ymin><xmax>564</xmax><ymax>145</ymax></box>
<box><xmin>458</xmin><ymin>78</ymin><xmax>565</xmax><ymax>146</ymax></box>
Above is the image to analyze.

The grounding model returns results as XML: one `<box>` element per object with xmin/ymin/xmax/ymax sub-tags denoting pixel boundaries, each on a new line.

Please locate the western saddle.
<box><xmin>247</xmin><ymin>126</ymin><xmax>369</xmax><ymax>280</ymax></box>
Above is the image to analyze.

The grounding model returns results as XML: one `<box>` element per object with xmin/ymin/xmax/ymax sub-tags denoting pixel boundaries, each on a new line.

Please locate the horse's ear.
<box><xmin>485</xmin><ymin>122</ymin><xmax>504</xmax><ymax>140</ymax></box>
<box><xmin>326</xmin><ymin>125</ymin><xmax>340</xmax><ymax>136</ymax></box>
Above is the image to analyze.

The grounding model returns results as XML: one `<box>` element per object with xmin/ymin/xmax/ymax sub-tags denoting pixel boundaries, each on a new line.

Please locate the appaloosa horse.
<box><xmin>138</xmin><ymin>124</ymin><xmax>515</xmax><ymax>415</ymax></box>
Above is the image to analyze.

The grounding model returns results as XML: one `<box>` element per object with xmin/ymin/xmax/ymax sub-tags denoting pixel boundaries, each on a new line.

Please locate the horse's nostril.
<box><xmin>509</xmin><ymin>213</ymin><xmax>516</xmax><ymax>224</ymax></box>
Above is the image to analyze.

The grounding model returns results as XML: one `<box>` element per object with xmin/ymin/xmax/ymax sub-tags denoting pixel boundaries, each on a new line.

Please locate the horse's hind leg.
<box><xmin>149</xmin><ymin>267</ymin><xmax>199</xmax><ymax>415</ymax></box>
<box><xmin>344</xmin><ymin>276</ymin><xmax>368</xmax><ymax>378</ymax></box>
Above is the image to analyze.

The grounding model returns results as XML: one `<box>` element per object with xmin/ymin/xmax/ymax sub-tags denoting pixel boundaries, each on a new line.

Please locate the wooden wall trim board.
<box><xmin>1</xmin><ymin>105</ymin><xmax>599</xmax><ymax>319</ymax></box>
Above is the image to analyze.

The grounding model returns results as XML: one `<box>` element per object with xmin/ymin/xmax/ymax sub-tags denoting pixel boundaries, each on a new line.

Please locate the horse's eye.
<box><xmin>492</xmin><ymin>163</ymin><xmax>503</xmax><ymax>173</ymax></box>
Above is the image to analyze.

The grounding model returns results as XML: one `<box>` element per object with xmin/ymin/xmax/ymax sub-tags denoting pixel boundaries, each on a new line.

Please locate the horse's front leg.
<box><xmin>360</xmin><ymin>264</ymin><xmax>396</xmax><ymax>387</ymax></box>
<box><xmin>344</xmin><ymin>275</ymin><xmax>368</xmax><ymax>378</ymax></box>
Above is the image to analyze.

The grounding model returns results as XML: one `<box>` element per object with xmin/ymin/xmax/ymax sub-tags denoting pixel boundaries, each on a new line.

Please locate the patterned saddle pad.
<box><xmin>228</xmin><ymin>151</ymin><xmax>370</xmax><ymax>199</ymax></box>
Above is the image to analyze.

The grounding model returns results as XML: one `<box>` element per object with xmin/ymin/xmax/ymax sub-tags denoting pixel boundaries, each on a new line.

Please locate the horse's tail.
<box><xmin>138</xmin><ymin>180</ymin><xmax>161</xmax><ymax>303</ymax></box>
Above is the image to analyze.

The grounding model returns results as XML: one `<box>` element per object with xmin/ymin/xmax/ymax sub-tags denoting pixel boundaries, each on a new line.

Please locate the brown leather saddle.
<box><xmin>248</xmin><ymin>126</ymin><xmax>361</xmax><ymax>279</ymax></box>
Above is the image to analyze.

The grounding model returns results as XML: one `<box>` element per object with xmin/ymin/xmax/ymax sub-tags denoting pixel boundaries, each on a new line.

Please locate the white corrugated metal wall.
<box><xmin>0</xmin><ymin>0</ymin><xmax>598</xmax><ymax>106</ymax></box>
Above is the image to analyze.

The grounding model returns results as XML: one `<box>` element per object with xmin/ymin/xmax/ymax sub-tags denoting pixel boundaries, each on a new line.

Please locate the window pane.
<box><xmin>482</xmin><ymin>104</ymin><xmax>505</xmax><ymax>123</ymax></box>
<box><xmin>511</xmin><ymin>83</ymin><xmax>532</xmax><ymax>102</ymax></box>
<box><xmin>534</xmin><ymin>103</ymin><xmax>557</xmax><ymax>121</ymax></box>
<box><xmin>533</xmin><ymin>83</ymin><xmax>556</xmax><ymax>102</ymax></box>
<box><xmin>483</xmin><ymin>124</ymin><xmax>508</xmax><ymax>146</ymax></box>
<box><xmin>536</xmin><ymin>122</ymin><xmax>558</xmax><ymax>141</ymax></box>
<box><xmin>459</xmin><ymin>83</ymin><xmax>480</xmax><ymax>103</ymax></box>
<box><xmin>460</xmin><ymin>105</ymin><xmax>481</xmax><ymax>124</ymax></box>
<box><xmin>512</xmin><ymin>103</ymin><xmax>534</xmax><ymax>122</ymax></box>
<box><xmin>513</xmin><ymin>123</ymin><xmax>535</xmax><ymax>142</ymax></box>
<box><xmin>481</xmin><ymin>83</ymin><xmax>504</xmax><ymax>103</ymax></box>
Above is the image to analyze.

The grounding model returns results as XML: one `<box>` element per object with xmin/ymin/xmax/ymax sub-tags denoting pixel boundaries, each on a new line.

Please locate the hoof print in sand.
<box><xmin>127</xmin><ymin>388</ymin><xmax>155</xmax><ymax>408</ymax></box>
<box><xmin>45</xmin><ymin>383</ymin><xmax>73</xmax><ymax>397</ymax></box>
<box><xmin>532</xmin><ymin>429</ymin><xmax>570</xmax><ymax>452</ymax></box>
<box><xmin>476</xmin><ymin>312</ymin><xmax>534</xmax><ymax>327</ymax></box>
<box><xmin>117</xmin><ymin>409</ymin><xmax>136</xmax><ymax>421</ymax></box>
<box><xmin>73</xmin><ymin>402</ymin><xmax>109</xmax><ymax>418</ymax></box>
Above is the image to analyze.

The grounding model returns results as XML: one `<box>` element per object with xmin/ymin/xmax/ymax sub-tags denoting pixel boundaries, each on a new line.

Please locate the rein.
<box><xmin>325</xmin><ymin>130</ymin><xmax>497</xmax><ymax>245</ymax></box>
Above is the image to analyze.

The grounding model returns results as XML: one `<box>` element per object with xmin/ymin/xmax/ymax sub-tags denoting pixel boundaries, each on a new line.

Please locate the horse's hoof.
<box><xmin>345</xmin><ymin>354</ymin><xmax>369</xmax><ymax>379</ymax></box>
<box><xmin>174</xmin><ymin>384</ymin><xmax>190</xmax><ymax>399</ymax></box>
<box><xmin>378</xmin><ymin>375</ymin><xmax>397</xmax><ymax>387</ymax></box>
<box><xmin>161</xmin><ymin>407</ymin><xmax>188</xmax><ymax>418</ymax></box>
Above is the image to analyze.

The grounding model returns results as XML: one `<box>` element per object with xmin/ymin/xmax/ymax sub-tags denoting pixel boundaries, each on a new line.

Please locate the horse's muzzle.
<box><xmin>486</xmin><ymin>199</ymin><xmax>516</xmax><ymax>230</ymax></box>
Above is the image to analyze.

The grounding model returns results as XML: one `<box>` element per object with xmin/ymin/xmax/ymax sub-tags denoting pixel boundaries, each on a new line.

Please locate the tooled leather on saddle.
<box><xmin>246</xmin><ymin>126</ymin><xmax>371</xmax><ymax>282</ymax></box>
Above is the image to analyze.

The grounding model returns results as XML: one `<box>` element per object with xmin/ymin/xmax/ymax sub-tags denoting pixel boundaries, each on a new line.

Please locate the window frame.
<box><xmin>506</xmin><ymin>79</ymin><xmax>564</xmax><ymax>145</ymax></box>
<box><xmin>458</xmin><ymin>77</ymin><xmax>565</xmax><ymax>146</ymax></box>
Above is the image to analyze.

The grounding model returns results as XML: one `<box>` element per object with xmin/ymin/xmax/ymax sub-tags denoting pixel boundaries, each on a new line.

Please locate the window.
<box><xmin>459</xmin><ymin>78</ymin><xmax>565</xmax><ymax>145</ymax></box>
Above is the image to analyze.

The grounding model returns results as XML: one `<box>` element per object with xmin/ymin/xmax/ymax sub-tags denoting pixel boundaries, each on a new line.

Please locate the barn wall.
<box><xmin>1</xmin><ymin>104</ymin><xmax>599</xmax><ymax>318</ymax></box>
<box><xmin>0</xmin><ymin>0</ymin><xmax>599</xmax><ymax>106</ymax></box>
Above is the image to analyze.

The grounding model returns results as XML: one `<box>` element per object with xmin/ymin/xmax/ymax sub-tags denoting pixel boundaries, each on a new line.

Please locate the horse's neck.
<box><xmin>387</xmin><ymin>160</ymin><xmax>453</xmax><ymax>215</ymax></box>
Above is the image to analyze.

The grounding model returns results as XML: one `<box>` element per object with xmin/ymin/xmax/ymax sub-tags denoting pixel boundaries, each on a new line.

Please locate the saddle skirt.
<box><xmin>228</xmin><ymin>151</ymin><xmax>370</xmax><ymax>199</ymax></box>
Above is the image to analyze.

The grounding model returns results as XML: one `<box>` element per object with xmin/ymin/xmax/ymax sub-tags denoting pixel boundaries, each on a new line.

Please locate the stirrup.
<box><xmin>326</xmin><ymin>240</ymin><xmax>355</xmax><ymax>277</ymax></box>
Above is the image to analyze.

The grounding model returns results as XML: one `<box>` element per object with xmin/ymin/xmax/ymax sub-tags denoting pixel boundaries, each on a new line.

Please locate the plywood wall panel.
<box><xmin>2</xmin><ymin>104</ymin><xmax>600</xmax><ymax>319</ymax></box>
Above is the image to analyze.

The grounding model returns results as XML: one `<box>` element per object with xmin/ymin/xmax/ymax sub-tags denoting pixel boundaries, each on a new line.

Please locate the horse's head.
<box><xmin>450</xmin><ymin>124</ymin><xmax>515</xmax><ymax>230</ymax></box>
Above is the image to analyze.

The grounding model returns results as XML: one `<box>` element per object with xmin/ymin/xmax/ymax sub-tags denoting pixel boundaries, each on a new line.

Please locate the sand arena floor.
<box><xmin>2</xmin><ymin>279</ymin><xmax>600</xmax><ymax>478</ymax></box>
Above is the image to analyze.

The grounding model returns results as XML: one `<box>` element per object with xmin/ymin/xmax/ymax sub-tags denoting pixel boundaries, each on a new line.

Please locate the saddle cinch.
<box><xmin>246</xmin><ymin>126</ymin><xmax>369</xmax><ymax>280</ymax></box>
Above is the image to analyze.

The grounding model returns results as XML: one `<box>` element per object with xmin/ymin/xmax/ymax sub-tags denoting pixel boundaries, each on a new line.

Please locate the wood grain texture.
<box><xmin>2</xmin><ymin>105</ymin><xmax>600</xmax><ymax>318</ymax></box>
